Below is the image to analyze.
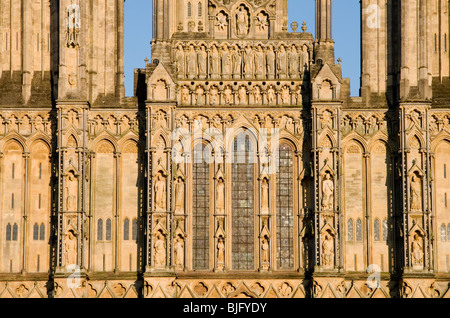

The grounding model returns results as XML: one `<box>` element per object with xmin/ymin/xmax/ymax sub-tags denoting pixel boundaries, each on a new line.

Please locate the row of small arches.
<box><xmin>440</xmin><ymin>224</ymin><xmax>450</xmax><ymax>242</ymax></box>
<box><xmin>347</xmin><ymin>218</ymin><xmax>388</xmax><ymax>242</ymax></box>
<box><xmin>97</xmin><ymin>218</ymin><xmax>138</xmax><ymax>242</ymax></box>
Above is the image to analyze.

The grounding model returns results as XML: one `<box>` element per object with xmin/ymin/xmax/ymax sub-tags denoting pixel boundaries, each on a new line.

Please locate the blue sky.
<box><xmin>124</xmin><ymin>0</ymin><xmax>361</xmax><ymax>97</ymax></box>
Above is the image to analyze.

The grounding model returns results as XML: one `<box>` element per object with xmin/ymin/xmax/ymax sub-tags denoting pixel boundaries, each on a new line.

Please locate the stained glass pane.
<box><xmin>356</xmin><ymin>219</ymin><xmax>362</xmax><ymax>242</ymax></box>
<box><xmin>193</xmin><ymin>143</ymin><xmax>210</xmax><ymax>270</ymax></box>
<box><xmin>277</xmin><ymin>143</ymin><xmax>294</xmax><ymax>270</ymax></box>
<box><xmin>232</xmin><ymin>132</ymin><xmax>255</xmax><ymax>271</ymax></box>
<box><xmin>347</xmin><ymin>219</ymin><xmax>354</xmax><ymax>241</ymax></box>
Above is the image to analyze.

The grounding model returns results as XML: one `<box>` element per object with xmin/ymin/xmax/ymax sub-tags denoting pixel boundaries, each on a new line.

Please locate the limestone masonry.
<box><xmin>0</xmin><ymin>0</ymin><xmax>449</xmax><ymax>298</ymax></box>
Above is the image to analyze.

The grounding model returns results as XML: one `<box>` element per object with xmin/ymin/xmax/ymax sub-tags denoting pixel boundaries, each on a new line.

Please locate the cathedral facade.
<box><xmin>0</xmin><ymin>0</ymin><xmax>449</xmax><ymax>298</ymax></box>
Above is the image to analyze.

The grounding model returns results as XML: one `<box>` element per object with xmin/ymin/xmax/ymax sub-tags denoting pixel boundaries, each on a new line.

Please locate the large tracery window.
<box><xmin>276</xmin><ymin>142</ymin><xmax>294</xmax><ymax>270</ymax></box>
<box><xmin>232</xmin><ymin>131</ymin><xmax>255</xmax><ymax>271</ymax></box>
<box><xmin>193</xmin><ymin>143</ymin><xmax>210</xmax><ymax>270</ymax></box>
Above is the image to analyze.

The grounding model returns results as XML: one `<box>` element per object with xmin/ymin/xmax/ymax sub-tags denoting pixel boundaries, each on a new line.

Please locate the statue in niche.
<box><xmin>175</xmin><ymin>44</ymin><xmax>185</xmax><ymax>78</ymax></box>
<box><xmin>216</xmin><ymin>177</ymin><xmax>225</xmax><ymax>214</ymax></box>
<box><xmin>181</xmin><ymin>86</ymin><xmax>190</xmax><ymax>104</ymax></box>
<box><xmin>216</xmin><ymin>11</ymin><xmax>228</xmax><ymax>31</ymax></box>
<box><xmin>253</xmin><ymin>86</ymin><xmax>262</xmax><ymax>104</ymax></box>
<box><xmin>410</xmin><ymin>174</ymin><xmax>422</xmax><ymax>211</ymax></box>
<box><xmin>266</xmin><ymin>45</ymin><xmax>276</xmax><ymax>79</ymax></box>
<box><xmin>209</xmin><ymin>86</ymin><xmax>219</xmax><ymax>105</ymax></box>
<box><xmin>281</xmin><ymin>86</ymin><xmax>290</xmax><ymax>104</ymax></box>
<box><xmin>21</xmin><ymin>116</ymin><xmax>31</xmax><ymax>134</ymax></box>
<box><xmin>194</xmin><ymin>86</ymin><xmax>205</xmax><ymax>105</ymax></box>
<box><xmin>68</xmin><ymin>110</ymin><xmax>79</xmax><ymax>128</ymax></box>
<box><xmin>236</xmin><ymin>5</ymin><xmax>249</xmax><ymax>36</ymax></box>
<box><xmin>411</xmin><ymin>233</ymin><xmax>424</xmax><ymax>266</ymax></box>
<box><xmin>197</xmin><ymin>45</ymin><xmax>207</xmax><ymax>79</ymax></box>
<box><xmin>261</xmin><ymin>178</ymin><xmax>269</xmax><ymax>214</ymax></box>
<box><xmin>261</xmin><ymin>236</ymin><xmax>270</xmax><ymax>263</ymax></box>
<box><xmin>174</xmin><ymin>234</ymin><xmax>185</xmax><ymax>267</ymax></box>
<box><xmin>154</xmin><ymin>230</ymin><xmax>166</xmax><ymax>267</ymax></box>
<box><xmin>300</xmin><ymin>45</ymin><xmax>309</xmax><ymax>76</ymax></box>
<box><xmin>267</xmin><ymin>86</ymin><xmax>276</xmax><ymax>104</ymax></box>
<box><xmin>210</xmin><ymin>45</ymin><xmax>220</xmax><ymax>79</ymax></box>
<box><xmin>232</xmin><ymin>46</ymin><xmax>242</xmax><ymax>79</ymax></box>
<box><xmin>244</xmin><ymin>45</ymin><xmax>254</xmax><ymax>78</ymax></box>
<box><xmin>224</xmin><ymin>86</ymin><xmax>234</xmax><ymax>105</ymax></box>
<box><xmin>64</xmin><ymin>230</ymin><xmax>77</xmax><ymax>266</ymax></box>
<box><xmin>217</xmin><ymin>236</ymin><xmax>225</xmax><ymax>264</ymax></box>
<box><xmin>322</xmin><ymin>233</ymin><xmax>334</xmax><ymax>267</ymax></box>
<box><xmin>175</xmin><ymin>177</ymin><xmax>185</xmax><ymax>214</ymax></box>
<box><xmin>186</xmin><ymin>45</ymin><xmax>197</xmax><ymax>78</ymax></box>
<box><xmin>221</xmin><ymin>45</ymin><xmax>232</xmax><ymax>79</ymax></box>
<box><xmin>255</xmin><ymin>45</ymin><xmax>265</xmax><ymax>79</ymax></box>
<box><xmin>66</xmin><ymin>0</ymin><xmax>81</xmax><ymax>47</ymax></box>
<box><xmin>277</xmin><ymin>45</ymin><xmax>288</xmax><ymax>78</ymax></box>
<box><xmin>256</xmin><ymin>12</ymin><xmax>268</xmax><ymax>31</ymax></box>
<box><xmin>238</xmin><ymin>86</ymin><xmax>247</xmax><ymax>105</ymax></box>
<box><xmin>65</xmin><ymin>171</ymin><xmax>78</xmax><ymax>211</ymax></box>
<box><xmin>154</xmin><ymin>172</ymin><xmax>166</xmax><ymax>211</ymax></box>
<box><xmin>321</xmin><ymin>173</ymin><xmax>334</xmax><ymax>211</ymax></box>
<box><xmin>288</xmin><ymin>45</ymin><xmax>299</xmax><ymax>78</ymax></box>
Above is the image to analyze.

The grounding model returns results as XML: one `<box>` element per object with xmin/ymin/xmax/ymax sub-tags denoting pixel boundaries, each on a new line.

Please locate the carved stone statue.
<box><xmin>209</xmin><ymin>86</ymin><xmax>219</xmax><ymax>105</ymax></box>
<box><xmin>186</xmin><ymin>45</ymin><xmax>197</xmax><ymax>79</ymax></box>
<box><xmin>300</xmin><ymin>45</ymin><xmax>309</xmax><ymax>75</ymax></box>
<box><xmin>66</xmin><ymin>0</ymin><xmax>81</xmax><ymax>47</ymax></box>
<box><xmin>410</xmin><ymin>174</ymin><xmax>422</xmax><ymax>211</ymax></box>
<box><xmin>181</xmin><ymin>86</ymin><xmax>190</xmax><ymax>104</ymax></box>
<box><xmin>175</xmin><ymin>44</ymin><xmax>185</xmax><ymax>78</ymax></box>
<box><xmin>321</xmin><ymin>173</ymin><xmax>334</xmax><ymax>211</ymax></box>
<box><xmin>322</xmin><ymin>233</ymin><xmax>334</xmax><ymax>267</ymax></box>
<box><xmin>236</xmin><ymin>5</ymin><xmax>249</xmax><ymax>36</ymax></box>
<box><xmin>267</xmin><ymin>86</ymin><xmax>276</xmax><ymax>104</ymax></box>
<box><xmin>194</xmin><ymin>85</ymin><xmax>204</xmax><ymax>105</ymax></box>
<box><xmin>221</xmin><ymin>45</ymin><xmax>232</xmax><ymax>79</ymax></box>
<box><xmin>217</xmin><ymin>236</ymin><xmax>225</xmax><ymax>264</ymax></box>
<box><xmin>281</xmin><ymin>86</ymin><xmax>290</xmax><ymax>104</ymax></box>
<box><xmin>261</xmin><ymin>236</ymin><xmax>269</xmax><ymax>263</ymax></box>
<box><xmin>255</xmin><ymin>45</ymin><xmax>265</xmax><ymax>79</ymax></box>
<box><xmin>261</xmin><ymin>178</ymin><xmax>269</xmax><ymax>214</ymax></box>
<box><xmin>65</xmin><ymin>171</ymin><xmax>78</xmax><ymax>211</ymax></box>
<box><xmin>197</xmin><ymin>45</ymin><xmax>208</xmax><ymax>79</ymax></box>
<box><xmin>288</xmin><ymin>45</ymin><xmax>299</xmax><ymax>79</ymax></box>
<box><xmin>175</xmin><ymin>177</ymin><xmax>185</xmax><ymax>214</ymax></box>
<box><xmin>216</xmin><ymin>177</ymin><xmax>225</xmax><ymax>214</ymax></box>
<box><xmin>253</xmin><ymin>86</ymin><xmax>262</xmax><ymax>104</ymax></box>
<box><xmin>174</xmin><ymin>234</ymin><xmax>185</xmax><ymax>267</ymax></box>
<box><xmin>411</xmin><ymin>233</ymin><xmax>424</xmax><ymax>266</ymax></box>
<box><xmin>210</xmin><ymin>45</ymin><xmax>220</xmax><ymax>79</ymax></box>
<box><xmin>224</xmin><ymin>86</ymin><xmax>234</xmax><ymax>105</ymax></box>
<box><xmin>244</xmin><ymin>45</ymin><xmax>254</xmax><ymax>79</ymax></box>
<box><xmin>238</xmin><ymin>86</ymin><xmax>247</xmax><ymax>105</ymax></box>
<box><xmin>65</xmin><ymin>230</ymin><xmax>77</xmax><ymax>266</ymax></box>
<box><xmin>277</xmin><ymin>45</ymin><xmax>288</xmax><ymax>79</ymax></box>
<box><xmin>266</xmin><ymin>45</ymin><xmax>276</xmax><ymax>79</ymax></box>
<box><xmin>154</xmin><ymin>231</ymin><xmax>166</xmax><ymax>266</ymax></box>
<box><xmin>232</xmin><ymin>46</ymin><xmax>242</xmax><ymax>79</ymax></box>
<box><xmin>154</xmin><ymin>172</ymin><xmax>166</xmax><ymax>211</ymax></box>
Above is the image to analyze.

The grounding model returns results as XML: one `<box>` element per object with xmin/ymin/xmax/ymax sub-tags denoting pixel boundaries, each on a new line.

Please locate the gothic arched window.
<box><xmin>124</xmin><ymin>218</ymin><xmax>130</xmax><ymax>241</ymax></box>
<box><xmin>374</xmin><ymin>219</ymin><xmax>380</xmax><ymax>242</ymax></box>
<box><xmin>356</xmin><ymin>218</ymin><xmax>362</xmax><ymax>242</ymax></box>
<box><xmin>447</xmin><ymin>224</ymin><xmax>450</xmax><ymax>242</ymax></box>
<box><xmin>441</xmin><ymin>224</ymin><xmax>447</xmax><ymax>242</ymax></box>
<box><xmin>187</xmin><ymin>2</ymin><xmax>192</xmax><ymax>17</ymax></box>
<box><xmin>12</xmin><ymin>223</ymin><xmax>18</xmax><ymax>241</ymax></box>
<box><xmin>276</xmin><ymin>142</ymin><xmax>294</xmax><ymax>270</ymax></box>
<box><xmin>347</xmin><ymin>218</ymin><xmax>354</xmax><ymax>241</ymax></box>
<box><xmin>97</xmin><ymin>219</ymin><xmax>103</xmax><ymax>241</ymax></box>
<box><xmin>232</xmin><ymin>131</ymin><xmax>255</xmax><ymax>271</ymax></box>
<box><xmin>6</xmin><ymin>224</ymin><xmax>11</xmax><ymax>241</ymax></box>
<box><xmin>33</xmin><ymin>223</ymin><xmax>39</xmax><ymax>241</ymax></box>
<box><xmin>106</xmin><ymin>219</ymin><xmax>112</xmax><ymax>241</ymax></box>
<box><xmin>132</xmin><ymin>218</ymin><xmax>138</xmax><ymax>241</ymax></box>
<box><xmin>382</xmin><ymin>219</ymin><xmax>388</xmax><ymax>242</ymax></box>
<box><xmin>198</xmin><ymin>2</ymin><xmax>202</xmax><ymax>17</ymax></box>
<box><xmin>192</xmin><ymin>143</ymin><xmax>211</xmax><ymax>270</ymax></box>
